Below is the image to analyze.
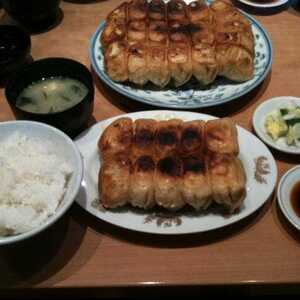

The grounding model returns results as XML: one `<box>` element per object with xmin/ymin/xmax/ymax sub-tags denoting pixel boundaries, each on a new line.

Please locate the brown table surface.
<box><xmin>1</xmin><ymin>0</ymin><xmax>300</xmax><ymax>297</ymax></box>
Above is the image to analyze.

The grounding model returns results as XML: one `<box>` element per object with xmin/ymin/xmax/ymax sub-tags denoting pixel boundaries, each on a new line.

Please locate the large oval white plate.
<box><xmin>90</xmin><ymin>10</ymin><xmax>272</xmax><ymax>109</ymax></box>
<box><xmin>75</xmin><ymin>111</ymin><xmax>277</xmax><ymax>235</ymax></box>
<box><xmin>253</xmin><ymin>96</ymin><xmax>300</xmax><ymax>154</ymax></box>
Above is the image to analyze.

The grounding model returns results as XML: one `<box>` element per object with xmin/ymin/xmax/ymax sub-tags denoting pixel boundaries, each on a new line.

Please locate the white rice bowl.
<box><xmin>0</xmin><ymin>121</ymin><xmax>83</xmax><ymax>245</ymax></box>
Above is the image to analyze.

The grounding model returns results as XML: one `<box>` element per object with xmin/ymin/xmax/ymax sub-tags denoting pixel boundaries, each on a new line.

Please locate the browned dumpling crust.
<box><xmin>127</xmin><ymin>43</ymin><xmax>148</xmax><ymax>85</ymax></box>
<box><xmin>101</xmin><ymin>2</ymin><xmax>127</xmax><ymax>48</ymax></box>
<box><xmin>181</xmin><ymin>155</ymin><xmax>212</xmax><ymax>210</ymax></box>
<box><xmin>206</xmin><ymin>153</ymin><xmax>246</xmax><ymax>213</ymax></box>
<box><xmin>98</xmin><ymin>116</ymin><xmax>246</xmax><ymax>213</ymax></box>
<box><xmin>100</xmin><ymin>155</ymin><xmax>131</xmax><ymax>208</ymax></box>
<box><xmin>155</xmin><ymin>119</ymin><xmax>183</xmax><ymax>159</ymax></box>
<box><xmin>205</xmin><ymin>118</ymin><xmax>239</xmax><ymax>155</ymax></box>
<box><xmin>132</xmin><ymin>119</ymin><xmax>157</xmax><ymax>160</ymax></box>
<box><xmin>148</xmin><ymin>47</ymin><xmax>171</xmax><ymax>87</ymax></box>
<box><xmin>129</xmin><ymin>155</ymin><xmax>156</xmax><ymax>209</ymax></box>
<box><xmin>154</xmin><ymin>155</ymin><xmax>185</xmax><ymax>210</ymax></box>
<box><xmin>102</xmin><ymin>0</ymin><xmax>254</xmax><ymax>87</ymax></box>
<box><xmin>104</xmin><ymin>41</ymin><xmax>128</xmax><ymax>82</ymax></box>
<box><xmin>180</xmin><ymin>120</ymin><xmax>205</xmax><ymax>156</ymax></box>
<box><xmin>98</xmin><ymin>117</ymin><xmax>133</xmax><ymax>160</ymax></box>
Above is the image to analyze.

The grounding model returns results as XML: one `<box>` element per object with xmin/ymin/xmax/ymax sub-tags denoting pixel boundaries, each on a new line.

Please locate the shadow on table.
<box><xmin>273</xmin><ymin>197</ymin><xmax>300</xmax><ymax>243</ymax></box>
<box><xmin>267</xmin><ymin>147</ymin><xmax>300</xmax><ymax>165</ymax></box>
<box><xmin>92</xmin><ymin>67</ymin><xmax>271</xmax><ymax>118</ymax></box>
<box><xmin>73</xmin><ymin>189</ymin><xmax>274</xmax><ymax>248</ymax></box>
<box><xmin>0</xmin><ymin>205</ymin><xmax>96</xmax><ymax>288</ymax></box>
<box><xmin>233</xmin><ymin>0</ymin><xmax>290</xmax><ymax>15</ymax></box>
<box><xmin>287</xmin><ymin>0</ymin><xmax>300</xmax><ymax>16</ymax></box>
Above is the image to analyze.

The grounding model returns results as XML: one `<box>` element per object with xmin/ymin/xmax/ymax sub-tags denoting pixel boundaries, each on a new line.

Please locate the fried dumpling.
<box><xmin>190</xmin><ymin>23</ymin><xmax>215</xmax><ymax>46</ymax></box>
<box><xmin>181</xmin><ymin>156</ymin><xmax>212</xmax><ymax>210</ymax></box>
<box><xmin>128</xmin><ymin>20</ymin><xmax>147</xmax><ymax>45</ymax></box>
<box><xmin>214</xmin><ymin>4</ymin><xmax>252</xmax><ymax>32</ymax></box>
<box><xmin>132</xmin><ymin>119</ymin><xmax>157</xmax><ymax>159</ymax></box>
<box><xmin>180</xmin><ymin>120</ymin><xmax>205</xmax><ymax>156</ymax></box>
<box><xmin>216</xmin><ymin>43</ymin><xmax>254</xmax><ymax>82</ymax></box>
<box><xmin>192</xmin><ymin>44</ymin><xmax>218</xmax><ymax>85</ymax></box>
<box><xmin>98</xmin><ymin>117</ymin><xmax>133</xmax><ymax>160</ymax></box>
<box><xmin>154</xmin><ymin>155</ymin><xmax>185</xmax><ymax>210</ymax></box>
<box><xmin>149</xmin><ymin>21</ymin><xmax>169</xmax><ymax>47</ymax></box>
<box><xmin>210</xmin><ymin>0</ymin><xmax>235</xmax><ymax>13</ymax></box>
<box><xmin>168</xmin><ymin>43</ymin><xmax>193</xmax><ymax>87</ymax></box>
<box><xmin>218</xmin><ymin>13</ymin><xmax>252</xmax><ymax>33</ymax></box>
<box><xmin>213</xmin><ymin>0</ymin><xmax>254</xmax><ymax>81</ymax></box>
<box><xmin>149</xmin><ymin>0</ymin><xmax>166</xmax><ymax>20</ymax></box>
<box><xmin>99</xmin><ymin>155</ymin><xmax>131</xmax><ymax>208</ymax></box>
<box><xmin>104</xmin><ymin>41</ymin><xmax>128</xmax><ymax>82</ymax></box>
<box><xmin>101</xmin><ymin>2</ymin><xmax>127</xmax><ymax>49</ymax></box>
<box><xmin>167</xmin><ymin>0</ymin><xmax>188</xmax><ymax>22</ymax></box>
<box><xmin>155</xmin><ymin>119</ymin><xmax>183</xmax><ymax>159</ymax></box>
<box><xmin>205</xmin><ymin>118</ymin><xmax>239</xmax><ymax>155</ymax></box>
<box><xmin>188</xmin><ymin>0</ymin><xmax>214</xmax><ymax>25</ymax></box>
<box><xmin>206</xmin><ymin>153</ymin><xmax>246</xmax><ymax>213</ymax></box>
<box><xmin>128</xmin><ymin>43</ymin><xmax>148</xmax><ymax>85</ymax></box>
<box><xmin>148</xmin><ymin>46</ymin><xmax>171</xmax><ymax>87</ymax></box>
<box><xmin>215</xmin><ymin>30</ymin><xmax>254</xmax><ymax>56</ymax></box>
<box><xmin>169</xmin><ymin>20</ymin><xmax>191</xmax><ymax>44</ymax></box>
<box><xmin>129</xmin><ymin>155</ymin><xmax>156</xmax><ymax>209</ymax></box>
<box><xmin>128</xmin><ymin>0</ymin><xmax>148</xmax><ymax>20</ymax></box>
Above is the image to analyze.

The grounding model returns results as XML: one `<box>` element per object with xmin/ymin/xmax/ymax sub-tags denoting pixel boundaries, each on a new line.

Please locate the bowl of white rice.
<box><xmin>0</xmin><ymin>120</ymin><xmax>83</xmax><ymax>245</ymax></box>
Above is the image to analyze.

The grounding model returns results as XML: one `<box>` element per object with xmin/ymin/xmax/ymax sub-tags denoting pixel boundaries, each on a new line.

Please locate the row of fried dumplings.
<box><xmin>102</xmin><ymin>0</ymin><xmax>254</xmax><ymax>87</ymax></box>
<box><xmin>98</xmin><ymin>117</ymin><xmax>247</xmax><ymax>213</ymax></box>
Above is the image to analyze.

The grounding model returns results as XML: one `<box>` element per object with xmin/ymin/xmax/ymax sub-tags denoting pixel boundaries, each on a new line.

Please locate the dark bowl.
<box><xmin>5</xmin><ymin>57</ymin><xmax>94</xmax><ymax>138</ymax></box>
<box><xmin>0</xmin><ymin>25</ymin><xmax>31</xmax><ymax>85</ymax></box>
<box><xmin>2</xmin><ymin>0</ymin><xmax>61</xmax><ymax>32</ymax></box>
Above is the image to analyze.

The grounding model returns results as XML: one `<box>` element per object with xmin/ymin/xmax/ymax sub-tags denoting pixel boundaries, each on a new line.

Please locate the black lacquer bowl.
<box><xmin>0</xmin><ymin>25</ymin><xmax>31</xmax><ymax>85</ymax></box>
<box><xmin>5</xmin><ymin>57</ymin><xmax>94</xmax><ymax>137</ymax></box>
<box><xmin>2</xmin><ymin>0</ymin><xmax>61</xmax><ymax>32</ymax></box>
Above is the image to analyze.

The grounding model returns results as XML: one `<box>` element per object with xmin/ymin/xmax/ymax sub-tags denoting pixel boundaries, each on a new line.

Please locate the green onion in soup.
<box><xmin>16</xmin><ymin>77</ymin><xmax>88</xmax><ymax>114</ymax></box>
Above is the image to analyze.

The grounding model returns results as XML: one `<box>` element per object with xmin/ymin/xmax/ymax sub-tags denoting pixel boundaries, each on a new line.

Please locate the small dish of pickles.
<box><xmin>253</xmin><ymin>96</ymin><xmax>300</xmax><ymax>154</ymax></box>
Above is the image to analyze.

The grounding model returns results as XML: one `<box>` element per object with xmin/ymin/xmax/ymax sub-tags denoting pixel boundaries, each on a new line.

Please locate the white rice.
<box><xmin>0</xmin><ymin>132</ymin><xmax>73</xmax><ymax>236</ymax></box>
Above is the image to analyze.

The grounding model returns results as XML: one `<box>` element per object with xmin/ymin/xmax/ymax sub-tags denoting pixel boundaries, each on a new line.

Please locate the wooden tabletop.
<box><xmin>1</xmin><ymin>0</ymin><xmax>300</xmax><ymax>297</ymax></box>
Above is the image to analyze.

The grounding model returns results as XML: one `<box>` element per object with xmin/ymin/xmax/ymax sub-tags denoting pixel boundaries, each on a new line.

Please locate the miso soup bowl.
<box><xmin>5</xmin><ymin>57</ymin><xmax>94</xmax><ymax>138</ymax></box>
<box><xmin>2</xmin><ymin>0</ymin><xmax>61</xmax><ymax>33</ymax></box>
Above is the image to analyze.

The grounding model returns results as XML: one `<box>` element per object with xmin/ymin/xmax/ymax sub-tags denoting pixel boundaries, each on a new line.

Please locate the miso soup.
<box><xmin>16</xmin><ymin>77</ymin><xmax>88</xmax><ymax>114</ymax></box>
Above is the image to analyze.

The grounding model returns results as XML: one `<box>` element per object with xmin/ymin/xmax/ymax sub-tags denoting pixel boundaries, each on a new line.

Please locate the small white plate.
<box><xmin>277</xmin><ymin>165</ymin><xmax>300</xmax><ymax>231</ymax></box>
<box><xmin>253</xmin><ymin>96</ymin><xmax>300</xmax><ymax>154</ymax></box>
<box><xmin>237</xmin><ymin>0</ymin><xmax>289</xmax><ymax>9</ymax></box>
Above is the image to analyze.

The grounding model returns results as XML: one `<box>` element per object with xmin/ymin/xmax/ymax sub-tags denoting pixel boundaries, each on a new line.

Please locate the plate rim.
<box><xmin>89</xmin><ymin>12</ymin><xmax>273</xmax><ymax>109</ymax></box>
<box><xmin>277</xmin><ymin>165</ymin><xmax>300</xmax><ymax>231</ymax></box>
<box><xmin>253</xmin><ymin>96</ymin><xmax>300</xmax><ymax>155</ymax></box>
<box><xmin>237</xmin><ymin>0</ymin><xmax>289</xmax><ymax>9</ymax></box>
<box><xmin>75</xmin><ymin>110</ymin><xmax>278</xmax><ymax>235</ymax></box>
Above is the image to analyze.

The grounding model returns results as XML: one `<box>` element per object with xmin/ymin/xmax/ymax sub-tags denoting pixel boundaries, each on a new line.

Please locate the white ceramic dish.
<box><xmin>75</xmin><ymin>110</ymin><xmax>277</xmax><ymax>235</ymax></box>
<box><xmin>253</xmin><ymin>96</ymin><xmax>300</xmax><ymax>154</ymax></box>
<box><xmin>0</xmin><ymin>121</ymin><xmax>83</xmax><ymax>245</ymax></box>
<box><xmin>277</xmin><ymin>165</ymin><xmax>300</xmax><ymax>231</ymax></box>
<box><xmin>237</xmin><ymin>0</ymin><xmax>289</xmax><ymax>9</ymax></box>
<box><xmin>90</xmin><ymin>2</ymin><xmax>272</xmax><ymax>109</ymax></box>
